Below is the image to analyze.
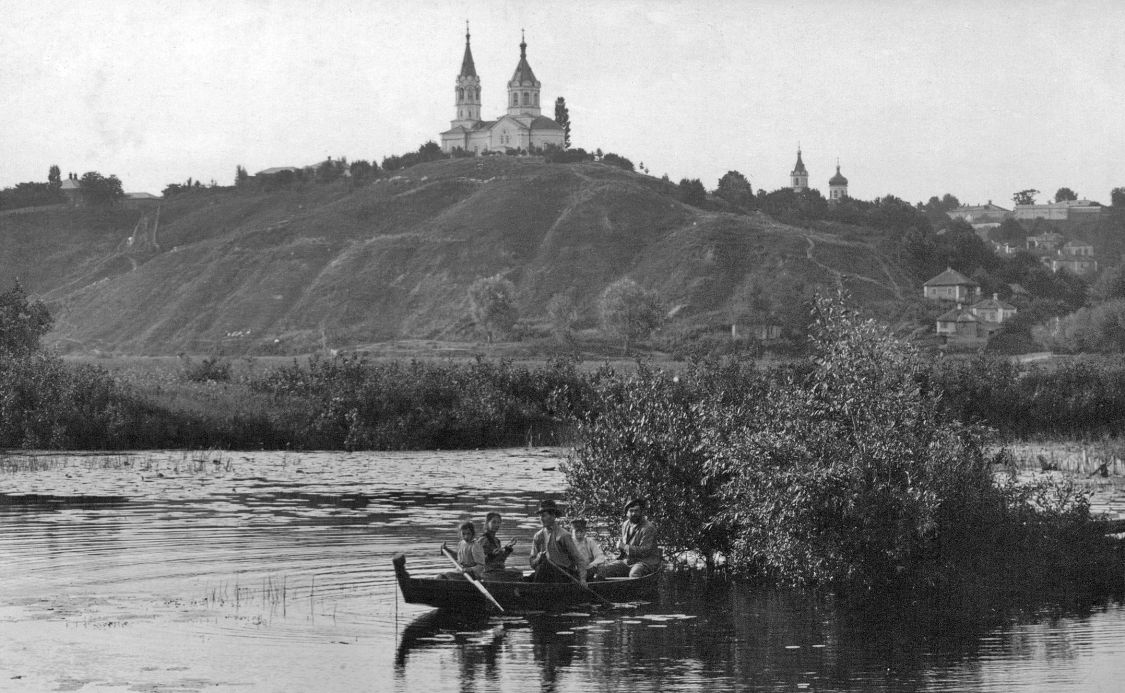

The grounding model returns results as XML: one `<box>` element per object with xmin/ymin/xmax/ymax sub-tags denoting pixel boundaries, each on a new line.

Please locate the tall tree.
<box><xmin>598</xmin><ymin>278</ymin><xmax>665</xmax><ymax>355</ymax></box>
<box><xmin>235</xmin><ymin>165</ymin><xmax>249</xmax><ymax>187</ymax></box>
<box><xmin>1112</xmin><ymin>187</ymin><xmax>1125</xmax><ymax>208</ymax></box>
<box><xmin>554</xmin><ymin>97</ymin><xmax>571</xmax><ymax>149</ymax></box>
<box><xmin>468</xmin><ymin>274</ymin><xmax>519</xmax><ymax>344</ymax></box>
<box><xmin>715</xmin><ymin>170</ymin><xmax>754</xmax><ymax>209</ymax></box>
<box><xmin>48</xmin><ymin>165</ymin><xmax>61</xmax><ymax>191</ymax></box>
<box><xmin>546</xmin><ymin>292</ymin><xmax>578</xmax><ymax>345</ymax></box>
<box><xmin>78</xmin><ymin>171</ymin><xmax>124</xmax><ymax>207</ymax></box>
<box><xmin>1054</xmin><ymin>187</ymin><xmax>1078</xmax><ymax>202</ymax></box>
<box><xmin>1012</xmin><ymin>189</ymin><xmax>1039</xmax><ymax>206</ymax></box>
<box><xmin>678</xmin><ymin>178</ymin><xmax>706</xmax><ymax>207</ymax></box>
<box><xmin>0</xmin><ymin>280</ymin><xmax>53</xmax><ymax>358</ymax></box>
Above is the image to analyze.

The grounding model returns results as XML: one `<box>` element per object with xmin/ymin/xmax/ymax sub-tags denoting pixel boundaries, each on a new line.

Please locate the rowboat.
<box><xmin>392</xmin><ymin>553</ymin><xmax>660</xmax><ymax>612</ymax></box>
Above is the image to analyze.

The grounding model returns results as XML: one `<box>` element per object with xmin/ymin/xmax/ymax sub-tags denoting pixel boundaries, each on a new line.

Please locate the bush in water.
<box><xmin>565</xmin><ymin>292</ymin><xmax>1101</xmax><ymax>590</ymax></box>
<box><xmin>711</xmin><ymin>293</ymin><xmax>997</xmax><ymax>588</ymax></box>
<box><xmin>563</xmin><ymin>357</ymin><xmax>767</xmax><ymax>569</ymax></box>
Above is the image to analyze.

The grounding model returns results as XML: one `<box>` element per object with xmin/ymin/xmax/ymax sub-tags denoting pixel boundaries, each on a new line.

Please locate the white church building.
<box><xmin>440</xmin><ymin>27</ymin><xmax>565</xmax><ymax>154</ymax></box>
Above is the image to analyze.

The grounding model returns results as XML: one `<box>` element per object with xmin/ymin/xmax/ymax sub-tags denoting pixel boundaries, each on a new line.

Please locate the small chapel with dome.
<box><xmin>440</xmin><ymin>26</ymin><xmax>565</xmax><ymax>154</ymax></box>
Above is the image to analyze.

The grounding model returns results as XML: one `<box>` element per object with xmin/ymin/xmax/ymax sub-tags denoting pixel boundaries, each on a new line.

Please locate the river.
<box><xmin>1</xmin><ymin>449</ymin><xmax>1124</xmax><ymax>692</ymax></box>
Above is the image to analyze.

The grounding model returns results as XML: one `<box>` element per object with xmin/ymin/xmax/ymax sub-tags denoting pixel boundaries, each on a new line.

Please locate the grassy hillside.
<box><xmin>0</xmin><ymin>156</ymin><xmax>914</xmax><ymax>355</ymax></box>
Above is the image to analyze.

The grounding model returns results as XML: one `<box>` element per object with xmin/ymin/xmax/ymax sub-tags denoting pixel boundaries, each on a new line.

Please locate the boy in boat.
<box><xmin>473</xmin><ymin>511</ymin><xmax>523</xmax><ymax>581</ymax></box>
<box><xmin>529</xmin><ymin>499</ymin><xmax>588</xmax><ymax>585</ymax></box>
<box><xmin>440</xmin><ymin>520</ymin><xmax>481</xmax><ymax>579</ymax></box>
<box><xmin>569</xmin><ymin>518</ymin><xmax>607</xmax><ymax>581</ymax></box>
<box><xmin>599</xmin><ymin>497</ymin><xmax>661</xmax><ymax>578</ymax></box>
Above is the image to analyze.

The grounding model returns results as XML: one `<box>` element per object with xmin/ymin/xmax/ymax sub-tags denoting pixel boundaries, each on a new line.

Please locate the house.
<box><xmin>1047</xmin><ymin>254</ymin><xmax>1098</xmax><ymax>275</ymax></box>
<box><xmin>923</xmin><ymin>268</ymin><xmax>980</xmax><ymax>302</ymax></box>
<box><xmin>60</xmin><ymin>172</ymin><xmax>81</xmax><ymax>206</ymax></box>
<box><xmin>936</xmin><ymin>300</ymin><xmax>1010</xmax><ymax>347</ymax></box>
<box><xmin>1014</xmin><ymin>199</ymin><xmax>1104</xmax><ymax>222</ymax></box>
<box><xmin>935</xmin><ymin>305</ymin><xmax>987</xmax><ymax>345</ymax></box>
<box><xmin>122</xmin><ymin>192</ymin><xmax>162</xmax><ymax>209</ymax></box>
<box><xmin>948</xmin><ymin>201</ymin><xmax>1011</xmax><ymax>225</ymax></box>
<box><xmin>1062</xmin><ymin>240</ymin><xmax>1094</xmax><ymax>257</ymax></box>
<box><xmin>1026</xmin><ymin>231</ymin><xmax>1064</xmax><ymax>251</ymax></box>
<box><xmin>970</xmin><ymin>294</ymin><xmax>1017</xmax><ymax>324</ymax></box>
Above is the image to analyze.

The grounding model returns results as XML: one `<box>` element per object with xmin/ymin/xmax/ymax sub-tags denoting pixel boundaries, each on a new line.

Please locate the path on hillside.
<box><xmin>798</xmin><ymin>232</ymin><xmax>904</xmax><ymax>300</ymax></box>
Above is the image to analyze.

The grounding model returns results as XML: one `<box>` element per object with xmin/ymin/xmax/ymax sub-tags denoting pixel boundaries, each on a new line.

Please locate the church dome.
<box><xmin>829</xmin><ymin>165</ymin><xmax>848</xmax><ymax>186</ymax></box>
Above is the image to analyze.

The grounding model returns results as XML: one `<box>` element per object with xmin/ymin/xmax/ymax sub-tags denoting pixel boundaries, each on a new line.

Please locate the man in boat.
<box><xmin>599</xmin><ymin>497</ymin><xmax>661</xmax><ymax>578</ymax></box>
<box><xmin>440</xmin><ymin>520</ymin><xmax>481</xmax><ymax>579</ymax></box>
<box><xmin>528</xmin><ymin>499</ymin><xmax>588</xmax><ymax>585</ymax></box>
<box><xmin>569</xmin><ymin>518</ymin><xmax>607</xmax><ymax>581</ymax></box>
<box><xmin>473</xmin><ymin>511</ymin><xmax>523</xmax><ymax>581</ymax></box>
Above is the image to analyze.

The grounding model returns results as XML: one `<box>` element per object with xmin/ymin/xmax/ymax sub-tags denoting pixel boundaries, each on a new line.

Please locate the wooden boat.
<box><xmin>392</xmin><ymin>553</ymin><xmax>660</xmax><ymax>612</ymax></box>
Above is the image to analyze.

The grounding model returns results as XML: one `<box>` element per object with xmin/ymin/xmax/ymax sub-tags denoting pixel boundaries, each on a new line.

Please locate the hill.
<box><xmin>0</xmin><ymin>157</ymin><xmax>914</xmax><ymax>355</ymax></box>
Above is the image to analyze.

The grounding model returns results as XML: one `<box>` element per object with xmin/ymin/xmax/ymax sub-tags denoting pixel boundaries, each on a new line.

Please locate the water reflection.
<box><xmin>1</xmin><ymin>449</ymin><xmax>1124</xmax><ymax>692</ymax></box>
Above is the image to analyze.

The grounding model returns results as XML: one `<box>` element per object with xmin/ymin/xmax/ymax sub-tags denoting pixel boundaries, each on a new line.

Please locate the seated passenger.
<box><xmin>528</xmin><ymin>499</ymin><xmax>587</xmax><ymax>584</ymax></box>
<box><xmin>473</xmin><ymin>511</ymin><xmax>523</xmax><ymax>581</ymax></box>
<box><xmin>569</xmin><ymin>518</ymin><xmax>607</xmax><ymax>581</ymax></box>
<box><xmin>440</xmin><ymin>520</ymin><xmax>480</xmax><ymax>579</ymax></box>
<box><xmin>599</xmin><ymin>498</ymin><xmax>661</xmax><ymax>578</ymax></box>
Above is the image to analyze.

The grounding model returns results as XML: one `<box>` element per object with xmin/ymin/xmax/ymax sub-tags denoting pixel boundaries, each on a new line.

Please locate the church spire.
<box><xmin>452</xmin><ymin>22</ymin><xmax>481</xmax><ymax>128</ymax></box>
<box><xmin>790</xmin><ymin>145</ymin><xmax>809</xmax><ymax>192</ymax></box>
<box><xmin>460</xmin><ymin>21</ymin><xmax>477</xmax><ymax>78</ymax></box>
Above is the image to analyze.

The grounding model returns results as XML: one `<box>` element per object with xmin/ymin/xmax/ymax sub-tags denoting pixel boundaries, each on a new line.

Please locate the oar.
<box><xmin>542</xmin><ymin>555</ymin><xmax>614</xmax><ymax>606</ymax></box>
<box><xmin>440</xmin><ymin>542</ymin><xmax>505</xmax><ymax>612</ymax></box>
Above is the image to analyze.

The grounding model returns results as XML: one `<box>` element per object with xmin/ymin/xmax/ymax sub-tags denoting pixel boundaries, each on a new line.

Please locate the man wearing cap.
<box><xmin>529</xmin><ymin>499</ymin><xmax>588</xmax><ymax>585</ymax></box>
<box><xmin>600</xmin><ymin>498</ymin><xmax>661</xmax><ymax>578</ymax></box>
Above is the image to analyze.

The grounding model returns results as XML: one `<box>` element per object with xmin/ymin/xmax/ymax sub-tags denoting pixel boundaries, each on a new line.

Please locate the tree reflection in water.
<box><xmin>393</xmin><ymin>570</ymin><xmax>1125</xmax><ymax>692</ymax></box>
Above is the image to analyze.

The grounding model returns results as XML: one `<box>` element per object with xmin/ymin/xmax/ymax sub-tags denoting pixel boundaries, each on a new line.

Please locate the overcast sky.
<box><xmin>2</xmin><ymin>0</ymin><xmax>1122</xmax><ymax>206</ymax></box>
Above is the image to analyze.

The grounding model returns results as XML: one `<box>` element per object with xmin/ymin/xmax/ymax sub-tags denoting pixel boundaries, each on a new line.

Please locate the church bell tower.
<box><xmin>452</xmin><ymin>22</ymin><xmax>481</xmax><ymax>128</ymax></box>
<box><xmin>507</xmin><ymin>30</ymin><xmax>542</xmax><ymax>117</ymax></box>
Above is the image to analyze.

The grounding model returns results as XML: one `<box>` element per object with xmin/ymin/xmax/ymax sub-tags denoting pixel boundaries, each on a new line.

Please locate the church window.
<box><xmin>523</xmin><ymin>92</ymin><xmax>529</xmax><ymax>105</ymax></box>
<box><xmin>512</xmin><ymin>93</ymin><xmax>518</xmax><ymax>106</ymax></box>
<box><xmin>534</xmin><ymin>93</ymin><xmax>539</xmax><ymax>106</ymax></box>
<box><xmin>458</xmin><ymin>88</ymin><xmax>464</xmax><ymax>101</ymax></box>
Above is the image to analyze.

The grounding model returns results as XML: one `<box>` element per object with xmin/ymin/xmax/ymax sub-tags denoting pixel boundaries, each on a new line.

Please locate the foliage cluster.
<box><xmin>250</xmin><ymin>354</ymin><xmax>588</xmax><ymax>450</ymax></box>
<box><xmin>564</xmin><ymin>293</ymin><xmax>1101</xmax><ymax>590</ymax></box>
<box><xmin>931</xmin><ymin>354</ymin><xmax>1125</xmax><ymax>438</ymax></box>
<box><xmin>468</xmin><ymin>275</ymin><xmax>519</xmax><ymax>344</ymax></box>
<box><xmin>598</xmin><ymin>278</ymin><xmax>665</xmax><ymax>355</ymax></box>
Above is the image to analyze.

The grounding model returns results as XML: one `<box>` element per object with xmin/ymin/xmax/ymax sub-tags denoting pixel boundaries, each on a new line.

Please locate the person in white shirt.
<box><xmin>569</xmin><ymin>518</ymin><xmax>607</xmax><ymax>581</ymax></box>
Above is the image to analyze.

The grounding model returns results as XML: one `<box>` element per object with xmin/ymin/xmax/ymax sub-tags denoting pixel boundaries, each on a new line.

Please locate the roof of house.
<box><xmin>924</xmin><ymin>268</ymin><xmax>977</xmax><ymax>287</ymax></box>
<box><xmin>124</xmin><ymin>192</ymin><xmax>161</xmax><ymax>200</ymax></box>
<box><xmin>952</xmin><ymin>202</ymin><xmax>1010</xmax><ymax>213</ymax></box>
<box><xmin>255</xmin><ymin>166</ymin><xmax>299</xmax><ymax>176</ymax></box>
<box><xmin>971</xmin><ymin>295</ymin><xmax>1016</xmax><ymax>311</ymax></box>
<box><xmin>937</xmin><ymin>306</ymin><xmax>978</xmax><ymax>322</ymax></box>
<box><xmin>60</xmin><ymin>178</ymin><xmax>80</xmax><ymax>190</ymax></box>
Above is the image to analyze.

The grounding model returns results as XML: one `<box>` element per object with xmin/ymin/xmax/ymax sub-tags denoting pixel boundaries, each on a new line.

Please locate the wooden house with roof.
<box><xmin>923</xmin><ymin>268</ymin><xmax>980</xmax><ymax>302</ymax></box>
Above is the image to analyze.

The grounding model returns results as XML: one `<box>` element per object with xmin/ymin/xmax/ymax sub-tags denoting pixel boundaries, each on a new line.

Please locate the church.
<box><xmin>440</xmin><ymin>27</ymin><xmax>565</xmax><ymax>154</ymax></box>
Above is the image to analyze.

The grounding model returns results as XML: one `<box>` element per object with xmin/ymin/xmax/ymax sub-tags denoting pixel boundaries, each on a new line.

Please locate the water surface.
<box><xmin>1</xmin><ymin>450</ymin><xmax>1124</xmax><ymax>692</ymax></box>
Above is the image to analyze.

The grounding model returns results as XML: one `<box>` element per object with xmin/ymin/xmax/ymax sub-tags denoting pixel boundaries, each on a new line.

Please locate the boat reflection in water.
<box><xmin>392</xmin><ymin>569</ymin><xmax>1125</xmax><ymax>693</ymax></box>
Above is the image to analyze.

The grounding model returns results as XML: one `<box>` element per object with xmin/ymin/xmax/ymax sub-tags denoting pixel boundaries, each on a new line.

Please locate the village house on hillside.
<box><xmin>439</xmin><ymin>27</ymin><xmax>565</xmax><ymax>154</ymax></box>
<box><xmin>1014</xmin><ymin>199</ymin><xmax>1104</xmax><ymax>222</ymax></box>
<box><xmin>923</xmin><ymin>268</ymin><xmax>979</xmax><ymax>302</ymax></box>
<box><xmin>935</xmin><ymin>293</ymin><xmax>1018</xmax><ymax>347</ymax></box>
<box><xmin>948</xmin><ymin>201</ymin><xmax>1011</xmax><ymax>232</ymax></box>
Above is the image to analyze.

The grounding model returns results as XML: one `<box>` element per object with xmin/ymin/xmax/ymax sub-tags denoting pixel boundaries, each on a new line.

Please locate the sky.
<box><xmin>2</xmin><ymin>0</ymin><xmax>1123</xmax><ymax>207</ymax></box>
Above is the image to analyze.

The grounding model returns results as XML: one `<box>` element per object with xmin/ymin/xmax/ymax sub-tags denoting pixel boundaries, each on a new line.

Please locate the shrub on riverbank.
<box><xmin>249</xmin><ymin>354</ymin><xmax>587</xmax><ymax>449</ymax></box>
<box><xmin>565</xmin><ymin>293</ymin><xmax>1110</xmax><ymax>590</ymax></box>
